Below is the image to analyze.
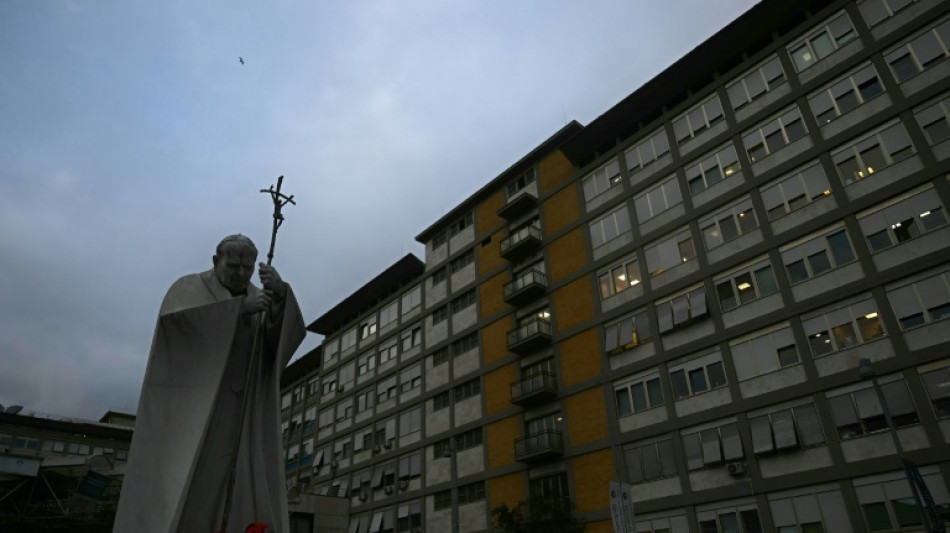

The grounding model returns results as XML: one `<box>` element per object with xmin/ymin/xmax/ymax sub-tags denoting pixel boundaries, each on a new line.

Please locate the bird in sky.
<box><xmin>239</xmin><ymin>57</ymin><xmax>244</xmax><ymax>65</ymax></box>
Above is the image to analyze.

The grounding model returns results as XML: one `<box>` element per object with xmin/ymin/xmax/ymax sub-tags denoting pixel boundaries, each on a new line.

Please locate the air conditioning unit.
<box><xmin>398</xmin><ymin>479</ymin><xmax>409</xmax><ymax>491</ymax></box>
<box><xmin>373</xmin><ymin>445</ymin><xmax>382</xmax><ymax>454</ymax></box>
<box><xmin>384</xmin><ymin>441</ymin><xmax>393</xmax><ymax>449</ymax></box>
<box><xmin>726</xmin><ymin>462</ymin><xmax>746</xmax><ymax>477</ymax></box>
<box><xmin>384</xmin><ymin>485</ymin><xmax>394</xmax><ymax>495</ymax></box>
<box><xmin>358</xmin><ymin>491</ymin><xmax>368</xmax><ymax>502</ymax></box>
<box><xmin>338</xmin><ymin>385</ymin><xmax>345</xmax><ymax>393</ymax></box>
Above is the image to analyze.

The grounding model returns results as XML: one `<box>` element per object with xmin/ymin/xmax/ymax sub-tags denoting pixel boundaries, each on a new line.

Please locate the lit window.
<box><xmin>760</xmin><ymin>162</ymin><xmax>832</xmax><ymax>220</ymax></box>
<box><xmin>598</xmin><ymin>255</ymin><xmax>642</xmax><ymax>300</ymax></box>
<box><xmin>788</xmin><ymin>12</ymin><xmax>857</xmax><ymax>72</ymax></box>
<box><xmin>582</xmin><ymin>158</ymin><xmax>622</xmax><ymax>201</ymax></box>
<box><xmin>714</xmin><ymin>258</ymin><xmax>778</xmax><ymax>312</ymax></box>
<box><xmin>685</xmin><ymin>144</ymin><xmax>742</xmax><ymax>195</ymax></box>
<box><xmin>604</xmin><ymin>310</ymin><xmax>652</xmax><ymax>354</ymax></box>
<box><xmin>858</xmin><ymin>186</ymin><xmax>947</xmax><ymax>252</ymax></box>
<box><xmin>802</xmin><ymin>296</ymin><xmax>886</xmax><ymax>357</ymax></box>
<box><xmin>700</xmin><ymin>196</ymin><xmax>759</xmax><ymax>250</ymax></box>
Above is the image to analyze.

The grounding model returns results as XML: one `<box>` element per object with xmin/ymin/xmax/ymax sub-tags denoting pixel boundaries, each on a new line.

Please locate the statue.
<box><xmin>114</xmin><ymin>179</ymin><xmax>305</xmax><ymax>533</ymax></box>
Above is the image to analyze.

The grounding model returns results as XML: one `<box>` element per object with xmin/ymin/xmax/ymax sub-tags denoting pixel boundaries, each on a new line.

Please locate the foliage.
<box><xmin>492</xmin><ymin>497</ymin><xmax>585</xmax><ymax>533</ymax></box>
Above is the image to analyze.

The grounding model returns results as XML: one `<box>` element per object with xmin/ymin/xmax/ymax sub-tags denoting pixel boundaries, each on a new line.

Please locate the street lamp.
<box><xmin>858</xmin><ymin>358</ymin><xmax>942</xmax><ymax>533</ymax></box>
<box><xmin>443</xmin><ymin>447</ymin><xmax>460</xmax><ymax>533</ymax></box>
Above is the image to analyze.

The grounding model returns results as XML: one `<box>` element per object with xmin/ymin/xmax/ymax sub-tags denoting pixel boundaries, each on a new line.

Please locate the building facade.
<box><xmin>282</xmin><ymin>0</ymin><xmax>950</xmax><ymax>531</ymax></box>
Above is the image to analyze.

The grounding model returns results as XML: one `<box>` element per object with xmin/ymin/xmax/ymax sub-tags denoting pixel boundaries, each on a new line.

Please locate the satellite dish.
<box><xmin>6</xmin><ymin>406</ymin><xmax>23</xmax><ymax>415</ymax></box>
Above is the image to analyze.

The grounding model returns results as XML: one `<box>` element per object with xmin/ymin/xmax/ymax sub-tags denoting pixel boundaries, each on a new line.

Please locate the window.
<box><xmin>634</xmin><ymin>174</ymin><xmax>683</xmax><ymax>222</ymax></box>
<box><xmin>827</xmin><ymin>379</ymin><xmax>918</xmax><ymax>439</ymax></box>
<box><xmin>921</xmin><ymin>365</ymin><xmax>950</xmax><ymax>419</ymax></box>
<box><xmin>451</xmin><ymin>333</ymin><xmax>478</xmax><ymax>356</ymax></box>
<box><xmin>731</xmin><ymin>326</ymin><xmax>800</xmax><ymax>381</ymax></box>
<box><xmin>318</xmin><ymin>407</ymin><xmax>334</xmax><ymax>429</ymax></box>
<box><xmin>803</xmin><ymin>297</ymin><xmax>886</xmax><ymax>357</ymax></box>
<box><xmin>459</xmin><ymin>482</ymin><xmax>486</xmax><ymax>505</ymax></box>
<box><xmin>743</xmin><ymin>107</ymin><xmax>808</xmax><ymax>163</ymax></box>
<box><xmin>376</xmin><ymin>376</ymin><xmax>398</xmax><ymax>403</ymax></box>
<box><xmin>858</xmin><ymin>0</ymin><xmax>920</xmax><ymax>27</ymax></box>
<box><xmin>358</xmin><ymin>352</ymin><xmax>377</xmax><ymax>376</ymax></box>
<box><xmin>400</xmin><ymin>364</ymin><xmax>422</xmax><ymax>393</ymax></box>
<box><xmin>431</xmin><ymin>306</ymin><xmax>448</xmax><ymax>325</ymax></box>
<box><xmin>324</xmin><ymin>338</ymin><xmax>340</xmax><ymax>362</ymax></box>
<box><xmin>398</xmin><ymin>407</ymin><xmax>422</xmax><ymax>436</ymax></box>
<box><xmin>859</xmin><ymin>187</ymin><xmax>948</xmax><ymax>253</ymax></box>
<box><xmin>360</xmin><ymin>316</ymin><xmax>377</xmax><ymax>339</ymax></box>
<box><xmin>715</xmin><ymin>259</ymin><xmax>779</xmax><ymax>312</ymax></box>
<box><xmin>307</xmin><ymin>377</ymin><xmax>319</xmax><ymax>395</ymax></box>
<box><xmin>727</xmin><ymin>55</ymin><xmax>787</xmax><ymax>110</ymax></box>
<box><xmin>507</xmin><ymin>167</ymin><xmax>536</xmax><ymax>198</ymax></box>
<box><xmin>338</xmin><ymin>361</ymin><xmax>355</xmax><ymax>391</ymax></box>
<box><xmin>356</xmin><ymin>388</ymin><xmax>375</xmax><ymax>413</ymax></box>
<box><xmin>625</xmin><ymin>127</ymin><xmax>670</xmax><ymax>175</ymax></box>
<box><xmin>788</xmin><ymin>12</ymin><xmax>857</xmax><ymax>72</ymax></box>
<box><xmin>770</xmin><ymin>489</ymin><xmax>850</xmax><ymax>533</ymax></box>
<box><xmin>449</xmin><ymin>212</ymin><xmax>474</xmax><ymax>237</ymax></box>
<box><xmin>333</xmin><ymin>436</ymin><xmax>353</xmax><ymax>460</ymax></box>
<box><xmin>682</xmin><ymin>421</ymin><xmax>744</xmax><ymax>470</ymax></box>
<box><xmin>582</xmin><ymin>158</ymin><xmax>622</xmax><ymax>200</ymax></box>
<box><xmin>645</xmin><ymin>228</ymin><xmax>696</xmax><ymax>276</ymax></box>
<box><xmin>700</xmin><ymin>196</ymin><xmax>759</xmax><ymax>250</ymax></box>
<box><xmin>281</xmin><ymin>392</ymin><xmax>291</xmax><ymax>410</ymax></box>
<box><xmin>781</xmin><ymin>227</ymin><xmax>857</xmax><ymax>284</ymax></box>
<box><xmin>624</xmin><ymin>439</ymin><xmax>677</xmax><ymax>483</ymax></box>
<box><xmin>340</xmin><ymin>327</ymin><xmax>357</xmax><ymax>352</ymax></box>
<box><xmin>697</xmin><ymin>505</ymin><xmax>763</xmax><ymax>533</ymax></box>
<box><xmin>449</xmin><ymin>290</ymin><xmax>476</xmax><ymax>314</ymax></box>
<box><xmin>669</xmin><ymin>353</ymin><xmax>727</xmax><ymax>400</ymax></box>
<box><xmin>886</xmin><ymin>269</ymin><xmax>950</xmax><ymax>329</ymax></box>
<box><xmin>637</xmin><ymin>515</ymin><xmax>690</xmax><ymax>533</ymax></box>
<box><xmin>750</xmin><ymin>402</ymin><xmax>825</xmax><ymax>454</ymax></box>
<box><xmin>400</xmin><ymin>326</ymin><xmax>421</xmax><ymax>351</ymax></box>
<box><xmin>832</xmin><ymin>121</ymin><xmax>915</xmax><ymax>186</ymax></box>
<box><xmin>604</xmin><ymin>310</ymin><xmax>652</xmax><ymax>353</ymax></box>
<box><xmin>379</xmin><ymin>338</ymin><xmax>398</xmax><ymax>365</ymax></box>
<box><xmin>615</xmin><ymin>372</ymin><xmax>664</xmax><ymax>416</ymax></box>
<box><xmin>379</xmin><ymin>300</ymin><xmax>399</xmax><ymax>328</ymax></box>
<box><xmin>810</xmin><ymin>64</ymin><xmax>884</xmax><ymax>126</ymax></box>
<box><xmin>431</xmin><ymin>347</ymin><xmax>449</xmax><ymax>367</ymax></box>
<box><xmin>760</xmin><ymin>162</ymin><xmax>832</xmax><ymax>220</ymax></box>
<box><xmin>292</xmin><ymin>385</ymin><xmax>304</xmax><ymax>404</ymax></box>
<box><xmin>432</xmin><ymin>230</ymin><xmax>447</xmax><ymax>249</ymax></box>
<box><xmin>322</xmin><ymin>373</ymin><xmax>338</xmax><ymax>395</ymax></box>
<box><xmin>335</xmin><ymin>397</ymin><xmax>353</xmax><ymax>422</ymax></box>
<box><xmin>454</xmin><ymin>378</ymin><xmax>481</xmax><ymax>402</ymax></box>
<box><xmin>598</xmin><ymin>254</ymin><xmax>642</xmax><ymax>300</ymax></box>
<box><xmin>884</xmin><ymin>19</ymin><xmax>950</xmax><ymax>83</ymax></box>
<box><xmin>454</xmin><ymin>428</ymin><xmax>483</xmax><ymax>450</ymax></box>
<box><xmin>529</xmin><ymin>472</ymin><xmax>570</xmax><ymax>501</ymax></box>
<box><xmin>431</xmin><ymin>267</ymin><xmax>447</xmax><ymax>285</ymax></box>
<box><xmin>397</xmin><ymin>452</ymin><xmax>422</xmax><ymax>482</ymax></box>
<box><xmin>400</xmin><ymin>287</ymin><xmax>421</xmax><ymax>315</ymax></box>
<box><xmin>432</xmin><ymin>390</ymin><xmax>451</xmax><ymax>411</ymax></box>
<box><xmin>589</xmin><ymin>203</ymin><xmax>632</xmax><ymax>248</ymax></box>
<box><xmin>686</xmin><ymin>144</ymin><xmax>742</xmax><ymax>195</ymax></box>
<box><xmin>449</xmin><ymin>249</ymin><xmax>474</xmax><ymax>273</ymax></box>
<box><xmin>673</xmin><ymin>94</ymin><xmax>725</xmax><ymax>144</ymax></box>
<box><xmin>656</xmin><ymin>286</ymin><xmax>708</xmax><ymax>334</ymax></box>
<box><xmin>396</xmin><ymin>501</ymin><xmax>421</xmax><ymax>532</ymax></box>
<box><xmin>915</xmin><ymin>94</ymin><xmax>950</xmax><ymax>145</ymax></box>
<box><xmin>854</xmin><ymin>466</ymin><xmax>950</xmax><ymax>532</ymax></box>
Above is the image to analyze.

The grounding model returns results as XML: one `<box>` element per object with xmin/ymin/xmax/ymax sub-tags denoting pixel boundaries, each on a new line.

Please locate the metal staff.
<box><xmin>217</xmin><ymin>176</ymin><xmax>295</xmax><ymax>533</ymax></box>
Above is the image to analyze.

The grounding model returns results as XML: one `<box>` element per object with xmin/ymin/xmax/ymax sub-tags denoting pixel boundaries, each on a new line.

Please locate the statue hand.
<box><xmin>241</xmin><ymin>290</ymin><xmax>272</xmax><ymax>315</ymax></box>
<box><xmin>258</xmin><ymin>263</ymin><xmax>286</xmax><ymax>297</ymax></box>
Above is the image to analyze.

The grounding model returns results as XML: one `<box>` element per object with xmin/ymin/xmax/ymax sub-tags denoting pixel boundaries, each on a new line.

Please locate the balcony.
<box><xmin>503</xmin><ymin>269</ymin><xmax>547</xmax><ymax>306</ymax></box>
<box><xmin>510</xmin><ymin>371</ymin><xmax>558</xmax><ymax>406</ymax></box>
<box><xmin>514</xmin><ymin>429</ymin><xmax>564</xmax><ymax>463</ymax></box>
<box><xmin>500</xmin><ymin>225</ymin><xmax>543</xmax><ymax>262</ymax></box>
<box><xmin>507</xmin><ymin>317</ymin><xmax>552</xmax><ymax>354</ymax></box>
<box><xmin>516</xmin><ymin>497</ymin><xmax>575</xmax><ymax>524</ymax></box>
<box><xmin>497</xmin><ymin>189</ymin><xmax>539</xmax><ymax>221</ymax></box>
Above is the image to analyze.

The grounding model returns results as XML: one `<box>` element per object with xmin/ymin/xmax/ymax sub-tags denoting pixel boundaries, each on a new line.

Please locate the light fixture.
<box><xmin>858</xmin><ymin>171</ymin><xmax>865</xmax><ymax>178</ymax></box>
<box><xmin>617</xmin><ymin>274</ymin><xmax>626</xmax><ymax>281</ymax></box>
<box><xmin>825</xmin><ymin>339</ymin><xmax>831</xmax><ymax>344</ymax></box>
<box><xmin>738</xmin><ymin>212</ymin><xmax>745</xmax><ymax>217</ymax></box>
<box><xmin>921</xmin><ymin>210</ymin><xmax>932</xmax><ymax>217</ymax></box>
<box><xmin>629</xmin><ymin>279</ymin><xmax>640</xmax><ymax>286</ymax></box>
<box><xmin>867</xmin><ymin>167</ymin><xmax>874</xmax><ymax>174</ymax></box>
<box><xmin>865</xmin><ymin>312</ymin><xmax>878</xmax><ymax>319</ymax></box>
<box><xmin>823</xmin><ymin>190</ymin><xmax>831</xmax><ymax>196</ymax></box>
<box><xmin>737</xmin><ymin>282</ymin><xmax>752</xmax><ymax>291</ymax></box>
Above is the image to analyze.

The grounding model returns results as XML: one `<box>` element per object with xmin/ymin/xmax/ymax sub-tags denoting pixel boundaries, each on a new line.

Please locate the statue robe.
<box><xmin>114</xmin><ymin>269</ymin><xmax>305</xmax><ymax>533</ymax></box>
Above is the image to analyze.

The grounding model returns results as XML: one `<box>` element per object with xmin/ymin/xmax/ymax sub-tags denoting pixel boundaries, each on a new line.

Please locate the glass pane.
<box><xmin>754</xmin><ymin>266</ymin><xmax>778</xmax><ymax>295</ymax></box>
<box><xmin>689</xmin><ymin>368</ymin><xmax>709</xmax><ymax>394</ymax></box>
<box><xmin>862</xmin><ymin>502</ymin><xmax>893</xmax><ymax>531</ymax></box>
<box><xmin>856</xmin><ymin>314</ymin><xmax>885</xmax><ymax>341</ymax></box>
<box><xmin>717</xmin><ymin>280</ymin><xmax>738</xmax><ymax>311</ymax></box>
<box><xmin>616</xmin><ymin>389</ymin><xmax>632</xmax><ymax>416</ymax></box>
<box><xmin>720</xmin><ymin>216</ymin><xmax>739</xmax><ymax>242</ymax></box>
<box><xmin>787</xmin><ymin>260</ymin><xmax>810</xmax><ymax>283</ymax></box>
<box><xmin>794</xmin><ymin>404</ymin><xmax>825</xmax><ymax>446</ymax></box>
<box><xmin>811</xmin><ymin>32</ymin><xmax>835</xmax><ymax>60</ymax></box>
<box><xmin>708</xmin><ymin>361</ymin><xmax>727</xmax><ymax>388</ymax></box>
<box><xmin>832</xmin><ymin>322</ymin><xmax>858</xmax><ymax>349</ymax></box>
<box><xmin>671</xmin><ymin>370</ymin><xmax>691</xmax><ymax>399</ymax></box>
<box><xmin>827</xmin><ymin>230</ymin><xmax>855</xmax><ymax>264</ymax></box>
<box><xmin>808</xmin><ymin>250</ymin><xmax>833</xmax><ymax>275</ymax></box>
<box><xmin>740</xmin><ymin>509</ymin><xmax>763</xmax><ymax>533</ymax></box>
<box><xmin>647</xmin><ymin>379</ymin><xmax>664</xmax><ymax>407</ymax></box>
<box><xmin>719</xmin><ymin>512</ymin><xmax>740</xmax><ymax>533</ymax></box>
<box><xmin>632</xmin><ymin>382</ymin><xmax>648</xmax><ymax>412</ymax></box>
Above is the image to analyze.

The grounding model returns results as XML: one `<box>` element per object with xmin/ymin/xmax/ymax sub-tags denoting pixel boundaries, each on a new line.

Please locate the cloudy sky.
<box><xmin>0</xmin><ymin>0</ymin><xmax>758</xmax><ymax>420</ymax></box>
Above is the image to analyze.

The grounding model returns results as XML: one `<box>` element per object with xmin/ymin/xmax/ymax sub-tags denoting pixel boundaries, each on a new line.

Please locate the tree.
<box><xmin>492</xmin><ymin>498</ymin><xmax>585</xmax><ymax>533</ymax></box>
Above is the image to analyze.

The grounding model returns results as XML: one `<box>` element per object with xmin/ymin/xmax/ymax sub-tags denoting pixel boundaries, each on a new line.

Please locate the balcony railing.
<box><xmin>510</xmin><ymin>371</ymin><xmax>558</xmax><ymax>406</ymax></box>
<box><xmin>507</xmin><ymin>317</ymin><xmax>552</xmax><ymax>354</ymax></box>
<box><xmin>497</xmin><ymin>189</ymin><xmax>539</xmax><ymax>220</ymax></box>
<box><xmin>503</xmin><ymin>269</ymin><xmax>547</xmax><ymax>306</ymax></box>
<box><xmin>514</xmin><ymin>429</ymin><xmax>564</xmax><ymax>462</ymax></box>
<box><xmin>500</xmin><ymin>225</ymin><xmax>543</xmax><ymax>262</ymax></box>
<box><xmin>517</xmin><ymin>497</ymin><xmax>575</xmax><ymax>523</ymax></box>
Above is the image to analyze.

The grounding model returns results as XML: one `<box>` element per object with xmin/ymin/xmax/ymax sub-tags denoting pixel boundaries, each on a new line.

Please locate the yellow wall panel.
<box><xmin>484</xmin><ymin>364</ymin><xmax>515</xmax><ymax>416</ymax></box>
<box><xmin>552</xmin><ymin>276</ymin><xmax>594</xmax><ymax>331</ymax></box>
<box><xmin>477</xmin><ymin>232</ymin><xmax>506</xmax><ymax>277</ymax></box>
<box><xmin>476</xmin><ymin>189</ymin><xmax>504</xmax><ymax>237</ymax></box>
<box><xmin>572</xmin><ymin>449</ymin><xmax>614</xmax><ymax>512</ymax></box>
<box><xmin>489</xmin><ymin>471</ymin><xmax>525</xmax><ymax>511</ymax></box>
<box><xmin>542</xmin><ymin>182</ymin><xmax>580</xmax><ymax>236</ymax></box>
<box><xmin>559</xmin><ymin>328</ymin><xmax>601</xmax><ymax>387</ymax></box>
<box><xmin>479</xmin><ymin>272</ymin><xmax>509</xmax><ymax>320</ymax></box>
<box><xmin>481</xmin><ymin>318</ymin><xmax>511</xmax><ymax>366</ymax></box>
<box><xmin>538</xmin><ymin>151</ymin><xmax>575</xmax><ymax>194</ymax></box>
<box><xmin>487</xmin><ymin>415</ymin><xmax>520</xmax><ymax>469</ymax></box>
<box><xmin>584</xmin><ymin>520</ymin><xmax>615</xmax><ymax>533</ymax></box>
<box><xmin>547</xmin><ymin>228</ymin><xmax>587</xmax><ymax>283</ymax></box>
<box><xmin>565</xmin><ymin>387</ymin><xmax>608</xmax><ymax>445</ymax></box>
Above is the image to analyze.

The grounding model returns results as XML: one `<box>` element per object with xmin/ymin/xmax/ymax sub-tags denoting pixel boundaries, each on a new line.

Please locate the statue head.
<box><xmin>213</xmin><ymin>234</ymin><xmax>259</xmax><ymax>294</ymax></box>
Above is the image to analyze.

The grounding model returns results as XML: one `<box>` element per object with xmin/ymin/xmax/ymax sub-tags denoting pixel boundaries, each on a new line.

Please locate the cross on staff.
<box><xmin>260</xmin><ymin>175</ymin><xmax>296</xmax><ymax>267</ymax></box>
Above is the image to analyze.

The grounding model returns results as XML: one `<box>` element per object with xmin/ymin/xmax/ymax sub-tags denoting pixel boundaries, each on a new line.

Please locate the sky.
<box><xmin>0</xmin><ymin>0</ymin><xmax>759</xmax><ymax>420</ymax></box>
